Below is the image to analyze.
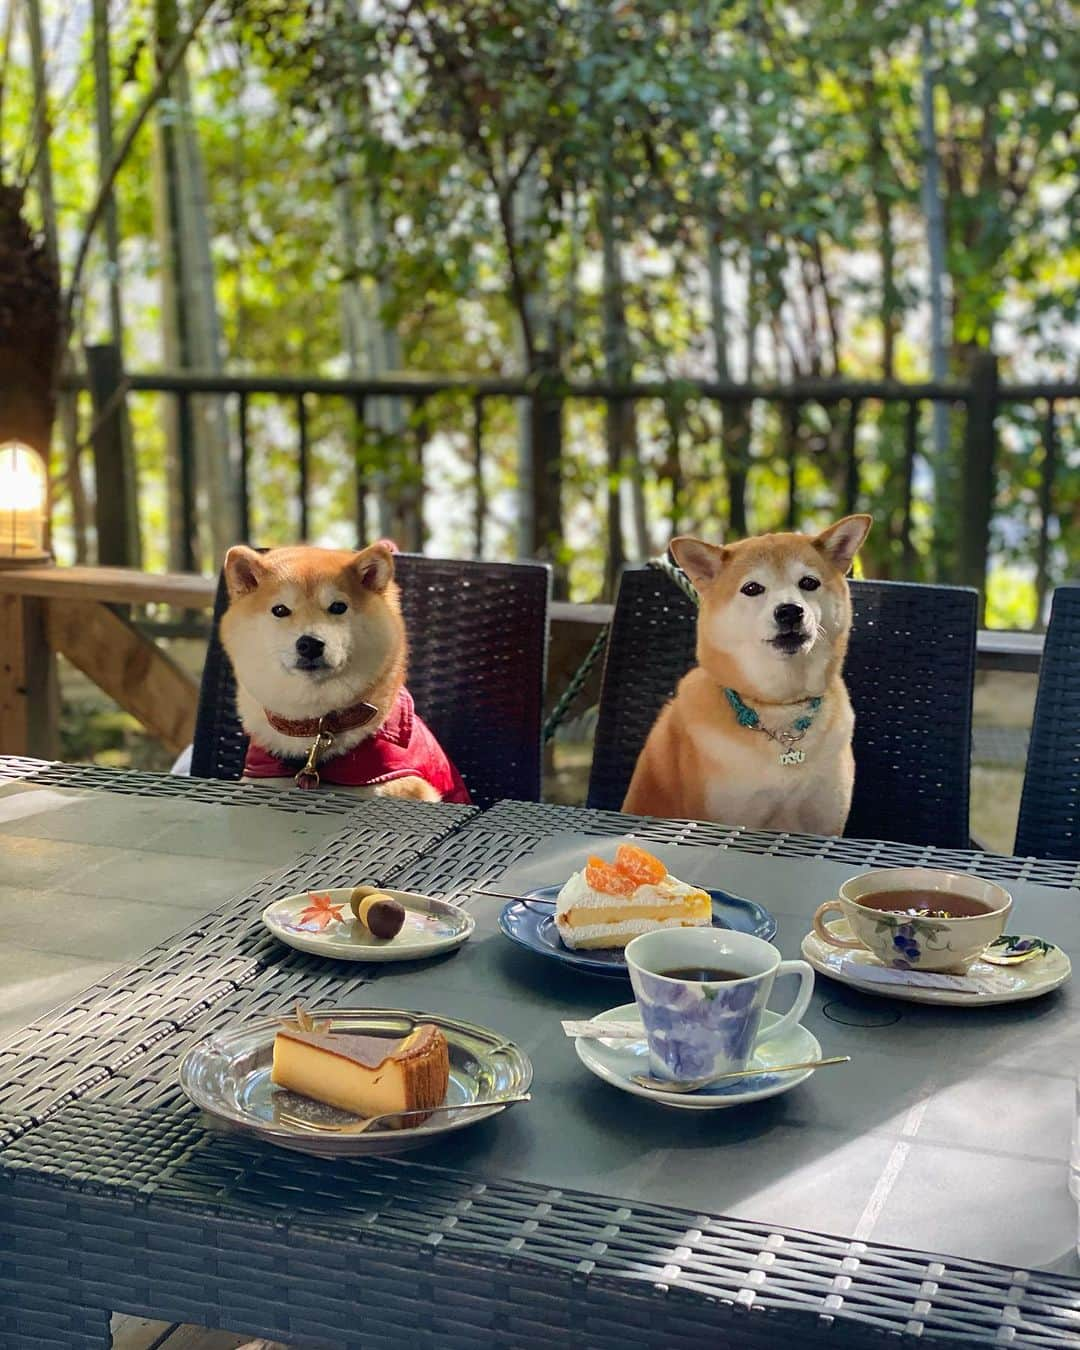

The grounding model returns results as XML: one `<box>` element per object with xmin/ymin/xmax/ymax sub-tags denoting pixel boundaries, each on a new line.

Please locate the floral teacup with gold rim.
<box><xmin>811</xmin><ymin>868</ymin><xmax>1012</xmax><ymax>973</ymax></box>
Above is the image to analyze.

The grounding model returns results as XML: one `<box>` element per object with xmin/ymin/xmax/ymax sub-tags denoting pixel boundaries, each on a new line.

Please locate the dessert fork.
<box><xmin>277</xmin><ymin>1093</ymin><xmax>531</xmax><ymax>1134</ymax></box>
<box><xmin>471</xmin><ymin>888</ymin><xmax>554</xmax><ymax>912</ymax></box>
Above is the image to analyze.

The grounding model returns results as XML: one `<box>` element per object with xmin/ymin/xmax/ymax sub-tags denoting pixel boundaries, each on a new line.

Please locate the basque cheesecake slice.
<box><xmin>271</xmin><ymin>1019</ymin><xmax>449</xmax><ymax>1121</ymax></box>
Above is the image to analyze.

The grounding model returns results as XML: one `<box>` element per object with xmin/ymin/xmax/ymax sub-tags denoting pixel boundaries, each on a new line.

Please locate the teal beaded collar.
<box><xmin>723</xmin><ymin>688</ymin><xmax>823</xmax><ymax>766</ymax></box>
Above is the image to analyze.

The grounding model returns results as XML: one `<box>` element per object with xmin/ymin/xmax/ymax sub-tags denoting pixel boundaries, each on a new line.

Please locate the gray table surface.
<box><xmin>0</xmin><ymin>769</ymin><xmax>422</xmax><ymax>1037</ymax></box>
<box><xmin>365</xmin><ymin>827</ymin><xmax>1080</xmax><ymax>1276</ymax></box>
<box><xmin>3</xmin><ymin>761</ymin><xmax>1079</xmax><ymax>1336</ymax></box>
<box><xmin>0</xmin><ymin>783</ymin><xmax>353</xmax><ymax>1031</ymax></box>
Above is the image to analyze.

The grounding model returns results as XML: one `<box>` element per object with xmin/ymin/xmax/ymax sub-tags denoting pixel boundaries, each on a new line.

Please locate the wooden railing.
<box><xmin>61</xmin><ymin>355</ymin><xmax>1079</xmax><ymax>620</ymax></box>
<box><xmin>0</xmin><ymin>565</ymin><xmax>1045</xmax><ymax>761</ymax></box>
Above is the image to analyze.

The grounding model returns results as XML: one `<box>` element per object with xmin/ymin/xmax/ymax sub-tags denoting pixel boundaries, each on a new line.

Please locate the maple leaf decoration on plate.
<box><xmin>295</xmin><ymin>892</ymin><xmax>345</xmax><ymax>931</ymax></box>
<box><xmin>282</xmin><ymin>1002</ymin><xmax>333</xmax><ymax>1036</ymax></box>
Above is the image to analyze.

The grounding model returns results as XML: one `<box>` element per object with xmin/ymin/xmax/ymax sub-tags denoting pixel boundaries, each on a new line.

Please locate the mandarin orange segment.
<box><xmin>584</xmin><ymin>856</ymin><xmax>637</xmax><ymax>895</ymax></box>
<box><xmin>614</xmin><ymin>843</ymin><xmax>667</xmax><ymax>887</ymax></box>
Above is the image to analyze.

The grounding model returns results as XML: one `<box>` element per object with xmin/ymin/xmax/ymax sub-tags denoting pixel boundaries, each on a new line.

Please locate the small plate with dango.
<box><xmin>262</xmin><ymin>885</ymin><xmax>475</xmax><ymax>962</ymax></box>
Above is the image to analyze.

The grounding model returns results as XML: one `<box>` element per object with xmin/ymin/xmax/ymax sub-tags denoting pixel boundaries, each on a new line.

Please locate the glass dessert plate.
<box><xmin>179</xmin><ymin>1009</ymin><xmax>532</xmax><ymax>1156</ymax></box>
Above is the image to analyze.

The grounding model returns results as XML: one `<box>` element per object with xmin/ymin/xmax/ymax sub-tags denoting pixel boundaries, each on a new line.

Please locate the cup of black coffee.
<box><xmin>624</xmin><ymin>928</ymin><xmax>814</xmax><ymax>1082</ymax></box>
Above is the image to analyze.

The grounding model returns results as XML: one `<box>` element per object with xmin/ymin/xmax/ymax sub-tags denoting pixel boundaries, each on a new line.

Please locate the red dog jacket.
<box><xmin>243</xmin><ymin>687</ymin><xmax>471</xmax><ymax>803</ymax></box>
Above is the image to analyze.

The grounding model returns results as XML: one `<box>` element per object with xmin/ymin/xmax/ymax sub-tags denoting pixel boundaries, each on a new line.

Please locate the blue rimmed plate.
<box><xmin>497</xmin><ymin>885</ymin><xmax>777</xmax><ymax>979</ymax></box>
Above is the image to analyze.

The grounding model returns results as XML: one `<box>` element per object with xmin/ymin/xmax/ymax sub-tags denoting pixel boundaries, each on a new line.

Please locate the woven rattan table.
<box><xmin>4</xmin><ymin>776</ymin><xmax>1080</xmax><ymax>1348</ymax></box>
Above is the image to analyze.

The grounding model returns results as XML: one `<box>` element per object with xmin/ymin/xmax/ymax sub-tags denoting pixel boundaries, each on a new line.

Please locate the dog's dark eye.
<box><xmin>327</xmin><ymin>600</ymin><xmax>348</xmax><ymax>615</ymax></box>
<box><xmin>740</xmin><ymin>581</ymin><xmax>765</xmax><ymax>597</ymax></box>
<box><xmin>798</xmin><ymin>576</ymin><xmax>821</xmax><ymax>592</ymax></box>
<box><xmin>270</xmin><ymin>604</ymin><xmax>291</xmax><ymax>618</ymax></box>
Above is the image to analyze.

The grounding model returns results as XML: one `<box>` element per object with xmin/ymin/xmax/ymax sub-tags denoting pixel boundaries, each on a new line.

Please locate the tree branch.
<box><xmin>62</xmin><ymin>0</ymin><xmax>219</xmax><ymax>334</ymax></box>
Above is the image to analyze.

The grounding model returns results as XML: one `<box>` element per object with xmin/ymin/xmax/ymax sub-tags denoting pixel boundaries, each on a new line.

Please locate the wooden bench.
<box><xmin>0</xmin><ymin>567</ymin><xmax>214</xmax><ymax>758</ymax></box>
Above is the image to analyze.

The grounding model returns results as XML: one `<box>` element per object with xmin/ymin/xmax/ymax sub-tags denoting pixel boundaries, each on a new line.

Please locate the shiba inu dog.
<box><xmin>220</xmin><ymin>542</ymin><xmax>469</xmax><ymax>802</ymax></box>
<box><xmin>623</xmin><ymin>515</ymin><xmax>871</xmax><ymax>835</ymax></box>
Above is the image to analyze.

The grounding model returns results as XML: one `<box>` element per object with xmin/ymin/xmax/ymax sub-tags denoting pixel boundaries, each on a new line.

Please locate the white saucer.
<box><xmin>802</xmin><ymin>918</ymin><xmax>1071</xmax><ymax>1006</ymax></box>
<box><xmin>262</xmin><ymin>887</ymin><xmax>474</xmax><ymax>962</ymax></box>
<box><xmin>574</xmin><ymin>1004</ymin><xmax>823</xmax><ymax>1111</ymax></box>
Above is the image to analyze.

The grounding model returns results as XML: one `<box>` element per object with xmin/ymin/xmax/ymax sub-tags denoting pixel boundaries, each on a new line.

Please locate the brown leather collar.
<box><xmin>264</xmin><ymin>701</ymin><xmax>379</xmax><ymax>738</ymax></box>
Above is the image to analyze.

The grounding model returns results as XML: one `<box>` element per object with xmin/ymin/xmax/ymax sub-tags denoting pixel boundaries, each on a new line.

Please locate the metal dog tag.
<box><xmin>779</xmin><ymin>748</ymin><xmax>805</xmax><ymax>766</ymax></box>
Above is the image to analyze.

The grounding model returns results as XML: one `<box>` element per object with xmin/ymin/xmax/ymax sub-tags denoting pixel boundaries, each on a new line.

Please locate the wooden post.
<box><xmin>958</xmin><ymin>350</ymin><xmax>998</xmax><ymax>619</ymax></box>
<box><xmin>0</xmin><ymin>594</ymin><xmax>58</xmax><ymax>758</ymax></box>
<box><xmin>85</xmin><ymin>343</ymin><xmax>140</xmax><ymax>566</ymax></box>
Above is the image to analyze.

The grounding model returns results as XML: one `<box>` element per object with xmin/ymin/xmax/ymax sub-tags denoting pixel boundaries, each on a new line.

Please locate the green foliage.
<box><xmin>2</xmin><ymin>0</ymin><xmax>1076</xmax><ymax>618</ymax></box>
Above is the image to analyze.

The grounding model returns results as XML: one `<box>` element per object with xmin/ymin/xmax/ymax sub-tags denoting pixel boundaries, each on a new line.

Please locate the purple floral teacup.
<box><xmin>625</xmin><ymin>928</ymin><xmax>815</xmax><ymax>1083</ymax></box>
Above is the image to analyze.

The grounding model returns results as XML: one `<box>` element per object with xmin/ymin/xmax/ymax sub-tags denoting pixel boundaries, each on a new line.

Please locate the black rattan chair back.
<box><xmin>1014</xmin><ymin>584</ymin><xmax>1080</xmax><ymax>860</ymax></box>
<box><xmin>587</xmin><ymin>568</ymin><xmax>977</xmax><ymax>848</ymax></box>
<box><xmin>191</xmin><ymin>553</ymin><xmax>551</xmax><ymax>807</ymax></box>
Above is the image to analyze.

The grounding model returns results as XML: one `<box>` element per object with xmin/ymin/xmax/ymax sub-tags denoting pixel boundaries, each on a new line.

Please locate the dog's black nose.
<box><xmin>295</xmin><ymin>635</ymin><xmax>325</xmax><ymax>660</ymax></box>
<box><xmin>774</xmin><ymin>603</ymin><xmax>804</xmax><ymax>630</ymax></box>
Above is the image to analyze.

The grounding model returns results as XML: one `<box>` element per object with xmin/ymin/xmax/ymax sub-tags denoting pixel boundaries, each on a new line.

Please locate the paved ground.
<box><xmin>972</xmin><ymin>725</ymin><xmax>1030</xmax><ymax>767</ymax></box>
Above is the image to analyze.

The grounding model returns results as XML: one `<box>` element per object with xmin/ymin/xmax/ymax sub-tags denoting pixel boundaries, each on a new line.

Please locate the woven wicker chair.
<box><xmin>587</xmin><ymin>567</ymin><xmax>978</xmax><ymax>848</ymax></box>
<box><xmin>190</xmin><ymin>553</ymin><xmax>551</xmax><ymax>807</ymax></box>
<box><xmin>1014</xmin><ymin>584</ymin><xmax>1080</xmax><ymax>860</ymax></box>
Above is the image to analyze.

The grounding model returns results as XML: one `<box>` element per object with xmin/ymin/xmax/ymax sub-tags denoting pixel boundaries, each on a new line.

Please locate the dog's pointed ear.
<box><xmin>670</xmin><ymin>536</ymin><xmax>726</xmax><ymax>589</ymax></box>
<box><xmin>224</xmin><ymin>546</ymin><xmax>269</xmax><ymax>598</ymax></box>
<box><xmin>813</xmin><ymin>514</ymin><xmax>872</xmax><ymax>573</ymax></box>
<box><xmin>350</xmin><ymin>542</ymin><xmax>395</xmax><ymax>593</ymax></box>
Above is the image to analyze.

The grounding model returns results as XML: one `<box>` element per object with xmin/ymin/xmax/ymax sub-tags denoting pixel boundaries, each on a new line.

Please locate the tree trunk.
<box><xmin>920</xmin><ymin>21</ymin><xmax>952</xmax><ymax>579</ymax></box>
<box><xmin>24</xmin><ymin>0</ymin><xmax>92</xmax><ymax>562</ymax></box>
<box><xmin>510</xmin><ymin>164</ymin><xmax>544</xmax><ymax>564</ymax></box>
<box><xmin>89</xmin><ymin>0</ymin><xmax>137</xmax><ymax>565</ymax></box>
<box><xmin>358</xmin><ymin>174</ymin><xmax>407</xmax><ymax>543</ymax></box>
<box><xmin>151</xmin><ymin>59</ymin><xmax>189</xmax><ymax>571</ymax></box>
<box><xmin>332</xmin><ymin>0</ymin><xmax>407</xmax><ymax>544</ymax></box>
<box><xmin>503</xmin><ymin>164</ymin><xmax>566</xmax><ymax>591</ymax></box>
<box><xmin>332</xmin><ymin>97</ymin><xmax>366</xmax><ymax>382</ymax></box>
<box><xmin>175</xmin><ymin>60</ymin><xmax>234</xmax><ymax>562</ymax></box>
<box><xmin>867</xmin><ymin>90</ymin><xmax>899</xmax><ymax>381</ymax></box>
<box><xmin>707</xmin><ymin>223</ymin><xmax>747</xmax><ymax>538</ymax></box>
<box><xmin>526</xmin><ymin>358</ymin><xmax>565</xmax><ymax>589</ymax></box>
<box><xmin>153</xmin><ymin>0</ymin><xmax>235</xmax><ymax>568</ymax></box>
<box><xmin>599</xmin><ymin>175</ymin><xmax>627</xmax><ymax>595</ymax></box>
<box><xmin>91</xmin><ymin>0</ymin><xmax>124</xmax><ymax>345</ymax></box>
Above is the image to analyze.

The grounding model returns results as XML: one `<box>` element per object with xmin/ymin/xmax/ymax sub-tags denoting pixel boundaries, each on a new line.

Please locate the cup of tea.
<box><xmin>811</xmin><ymin>867</ymin><xmax>1012</xmax><ymax>972</ymax></box>
<box><xmin>624</xmin><ymin>928</ymin><xmax>814</xmax><ymax>1082</ymax></box>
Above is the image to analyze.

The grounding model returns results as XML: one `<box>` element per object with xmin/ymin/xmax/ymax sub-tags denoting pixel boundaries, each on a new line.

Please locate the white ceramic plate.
<box><xmin>574</xmin><ymin>1004</ymin><xmax>823</xmax><ymax>1111</ymax></box>
<box><xmin>179</xmin><ymin>1008</ymin><xmax>532</xmax><ymax>1156</ymax></box>
<box><xmin>262</xmin><ymin>887</ymin><xmax>474</xmax><ymax>962</ymax></box>
<box><xmin>802</xmin><ymin>918</ymin><xmax>1071</xmax><ymax>1006</ymax></box>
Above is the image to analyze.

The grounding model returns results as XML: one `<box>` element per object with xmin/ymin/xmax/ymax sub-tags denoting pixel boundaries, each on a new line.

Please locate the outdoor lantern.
<box><xmin>0</xmin><ymin>439</ymin><xmax>50</xmax><ymax>566</ymax></box>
